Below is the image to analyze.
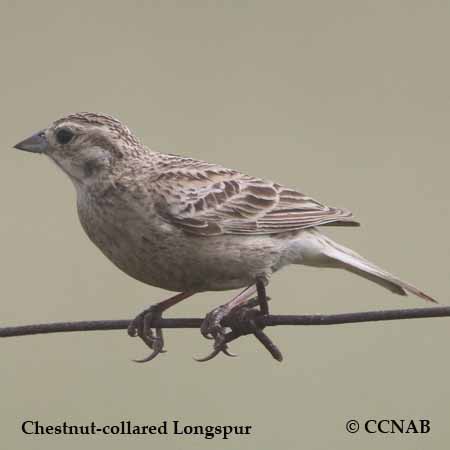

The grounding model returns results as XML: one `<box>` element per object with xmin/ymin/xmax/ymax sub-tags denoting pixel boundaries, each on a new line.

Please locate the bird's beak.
<box><xmin>14</xmin><ymin>130</ymin><xmax>48</xmax><ymax>154</ymax></box>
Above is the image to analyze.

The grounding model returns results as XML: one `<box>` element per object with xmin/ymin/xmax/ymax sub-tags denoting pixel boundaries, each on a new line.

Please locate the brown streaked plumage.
<box><xmin>14</xmin><ymin>112</ymin><xmax>437</xmax><ymax>361</ymax></box>
<box><xmin>152</xmin><ymin>159</ymin><xmax>359</xmax><ymax>236</ymax></box>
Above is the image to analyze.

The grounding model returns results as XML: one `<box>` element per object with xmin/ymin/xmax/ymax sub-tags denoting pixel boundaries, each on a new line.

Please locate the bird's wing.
<box><xmin>153</xmin><ymin>156</ymin><xmax>359</xmax><ymax>236</ymax></box>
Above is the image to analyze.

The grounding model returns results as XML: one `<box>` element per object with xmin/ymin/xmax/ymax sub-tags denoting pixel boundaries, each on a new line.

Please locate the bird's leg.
<box><xmin>255</xmin><ymin>277</ymin><xmax>269</xmax><ymax>315</ymax></box>
<box><xmin>128</xmin><ymin>291</ymin><xmax>193</xmax><ymax>363</ymax></box>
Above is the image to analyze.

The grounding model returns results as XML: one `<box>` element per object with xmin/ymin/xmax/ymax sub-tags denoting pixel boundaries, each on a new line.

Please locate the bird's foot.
<box><xmin>197</xmin><ymin>304</ymin><xmax>234</xmax><ymax>359</ymax></box>
<box><xmin>199</xmin><ymin>295</ymin><xmax>266</xmax><ymax>342</ymax></box>
<box><xmin>128</xmin><ymin>305</ymin><xmax>166</xmax><ymax>363</ymax></box>
<box><xmin>196</xmin><ymin>298</ymin><xmax>282</xmax><ymax>362</ymax></box>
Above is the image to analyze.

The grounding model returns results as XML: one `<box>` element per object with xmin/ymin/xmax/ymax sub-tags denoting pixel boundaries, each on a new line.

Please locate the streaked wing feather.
<box><xmin>154</xmin><ymin>158</ymin><xmax>358</xmax><ymax>236</ymax></box>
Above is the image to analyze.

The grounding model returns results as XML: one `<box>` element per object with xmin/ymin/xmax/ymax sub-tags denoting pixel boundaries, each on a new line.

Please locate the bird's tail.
<box><xmin>314</xmin><ymin>231</ymin><xmax>437</xmax><ymax>303</ymax></box>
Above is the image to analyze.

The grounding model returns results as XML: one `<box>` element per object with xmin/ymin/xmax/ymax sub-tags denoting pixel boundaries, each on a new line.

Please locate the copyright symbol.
<box><xmin>346</xmin><ymin>420</ymin><xmax>359</xmax><ymax>433</ymax></box>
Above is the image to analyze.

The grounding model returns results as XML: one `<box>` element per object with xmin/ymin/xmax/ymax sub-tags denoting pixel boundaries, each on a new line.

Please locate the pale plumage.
<box><xmin>14</xmin><ymin>112</ymin><xmax>437</xmax><ymax>362</ymax></box>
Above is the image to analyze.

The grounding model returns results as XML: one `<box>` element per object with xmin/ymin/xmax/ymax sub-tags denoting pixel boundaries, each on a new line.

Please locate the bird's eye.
<box><xmin>56</xmin><ymin>128</ymin><xmax>74</xmax><ymax>144</ymax></box>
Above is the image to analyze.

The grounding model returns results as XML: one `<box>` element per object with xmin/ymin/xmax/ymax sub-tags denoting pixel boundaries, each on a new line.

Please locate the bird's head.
<box><xmin>14</xmin><ymin>112</ymin><xmax>142</xmax><ymax>186</ymax></box>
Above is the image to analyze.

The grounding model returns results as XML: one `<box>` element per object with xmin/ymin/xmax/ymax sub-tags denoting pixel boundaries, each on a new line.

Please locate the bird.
<box><xmin>14</xmin><ymin>112</ymin><xmax>436</xmax><ymax>361</ymax></box>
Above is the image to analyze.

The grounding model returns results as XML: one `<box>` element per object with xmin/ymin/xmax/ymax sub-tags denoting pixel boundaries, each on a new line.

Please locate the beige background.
<box><xmin>1</xmin><ymin>1</ymin><xmax>449</xmax><ymax>449</ymax></box>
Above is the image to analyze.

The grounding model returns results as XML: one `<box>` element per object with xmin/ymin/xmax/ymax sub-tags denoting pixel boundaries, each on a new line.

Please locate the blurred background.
<box><xmin>1</xmin><ymin>1</ymin><xmax>449</xmax><ymax>449</ymax></box>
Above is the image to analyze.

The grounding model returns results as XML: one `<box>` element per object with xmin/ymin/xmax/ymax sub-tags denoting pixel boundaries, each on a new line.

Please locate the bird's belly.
<box><xmin>79</xmin><ymin>205</ymin><xmax>278</xmax><ymax>292</ymax></box>
<box><xmin>95</xmin><ymin>233</ymin><xmax>262</xmax><ymax>292</ymax></box>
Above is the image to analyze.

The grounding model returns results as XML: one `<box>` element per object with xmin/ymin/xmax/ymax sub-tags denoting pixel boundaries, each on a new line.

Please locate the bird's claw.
<box><xmin>194</xmin><ymin>332</ymin><xmax>238</xmax><ymax>362</ymax></box>
<box><xmin>196</xmin><ymin>305</ymin><xmax>242</xmax><ymax>362</ymax></box>
<box><xmin>196</xmin><ymin>303</ymin><xmax>264</xmax><ymax>362</ymax></box>
<box><xmin>222</xmin><ymin>346</ymin><xmax>238</xmax><ymax>357</ymax></box>
<box><xmin>128</xmin><ymin>305</ymin><xmax>166</xmax><ymax>362</ymax></box>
